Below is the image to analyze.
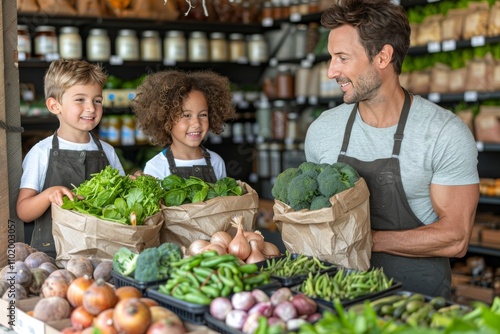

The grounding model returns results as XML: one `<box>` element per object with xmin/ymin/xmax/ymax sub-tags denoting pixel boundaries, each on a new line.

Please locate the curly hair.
<box><xmin>131</xmin><ymin>69</ymin><xmax>236</xmax><ymax>147</ymax></box>
<box><xmin>44</xmin><ymin>59</ymin><xmax>107</xmax><ymax>102</ymax></box>
<box><xmin>321</xmin><ymin>0</ymin><xmax>411</xmax><ymax>75</ymax></box>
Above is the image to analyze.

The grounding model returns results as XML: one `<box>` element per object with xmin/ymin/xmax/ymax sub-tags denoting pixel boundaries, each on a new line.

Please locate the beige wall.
<box><xmin>1</xmin><ymin>0</ymin><xmax>23</xmax><ymax>267</ymax></box>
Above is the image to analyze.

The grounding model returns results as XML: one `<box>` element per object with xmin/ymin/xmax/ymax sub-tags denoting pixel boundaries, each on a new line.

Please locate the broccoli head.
<box><xmin>298</xmin><ymin>161</ymin><xmax>318</xmax><ymax>174</ymax></box>
<box><xmin>310</xmin><ymin>195</ymin><xmax>332</xmax><ymax>210</ymax></box>
<box><xmin>271</xmin><ymin>167</ymin><xmax>302</xmax><ymax>203</ymax></box>
<box><xmin>134</xmin><ymin>247</ymin><xmax>169</xmax><ymax>282</ymax></box>
<box><xmin>157</xmin><ymin>242</ymin><xmax>183</xmax><ymax>267</ymax></box>
<box><xmin>112</xmin><ymin>247</ymin><xmax>139</xmax><ymax>277</ymax></box>
<box><xmin>339</xmin><ymin>164</ymin><xmax>360</xmax><ymax>187</ymax></box>
<box><xmin>287</xmin><ymin>171</ymin><xmax>319</xmax><ymax>209</ymax></box>
<box><xmin>317</xmin><ymin>165</ymin><xmax>344</xmax><ymax>198</ymax></box>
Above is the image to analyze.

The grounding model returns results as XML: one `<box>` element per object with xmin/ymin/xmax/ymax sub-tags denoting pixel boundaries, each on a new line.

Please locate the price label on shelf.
<box><xmin>464</xmin><ymin>91</ymin><xmax>478</xmax><ymax>102</ymax></box>
<box><xmin>45</xmin><ymin>53</ymin><xmax>60</xmax><ymax>62</ymax></box>
<box><xmin>427</xmin><ymin>42</ymin><xmax>441</xmax><ymax>53</ymax></box>
<box><xmin>428</xmin><ymin>93</ymin><xmax>441</xmax><ymax>103</ymax></box>
<box><xmin>442</xmin><ymin>40</ymin><xmax>456</xmax><ymax>52</ymax></box>
<box><xmin>476</xmin><ymin>141</ymin><xmax>484</xmax><ymax>152</ymax></box>
<box><xmin>163</xmin><ymin>59</ymin><xmax>177</xmax><ymax>66</ymax></box>
<box><xmin>18</xmin><ymin>52</ymin><xmax>27</xmax><ymax>61</ymax></box>
<box><xmin>471</xmin><ymin>35</ymin><xmax>486</xmax><ymax>47</ymax></box>
<box><xmin>269</xmin><ymin>58</ymin><xmax>278</xmax><ymax>67</ymax></box>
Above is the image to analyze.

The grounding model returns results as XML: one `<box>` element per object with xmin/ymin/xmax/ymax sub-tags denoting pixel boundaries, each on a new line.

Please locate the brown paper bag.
<box><xmin>273</xmin><ymin>178</ymin><xmax>372</xmax><ymax>271</ymax></box>
<box><xmin>474</xmin><ymin>106</ymin><xmax>500</xmax><ymax>143</ymax></box>
<box><xmin>51</xmin><ymin>203</ymin><xmax>163</xmax><ymax>267</ymax></box>
<box><xmin>160</xmin><ymin>181</ymin><xmax>259</xmax><ymax>248</ymax></box>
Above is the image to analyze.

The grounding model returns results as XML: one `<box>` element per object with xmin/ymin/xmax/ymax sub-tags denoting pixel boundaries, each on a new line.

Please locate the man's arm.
<box><xmin>371</xmin><ymin>183</ymin><xmax>479</xmax><ymax>258</ymax></box>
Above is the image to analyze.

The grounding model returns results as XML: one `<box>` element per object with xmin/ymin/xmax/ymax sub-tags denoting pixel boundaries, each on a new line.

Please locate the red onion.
<box><xmin>273</xmin><ymin>300</ymin><xmax>297</xmax><ymax>322</ymax></box>
<box><xmin>242</xmin><ymin>313</ymin><xmax>261</xmax><ymax>334</ymax></box>
<box><xmin>251</xmin><ymin>289</ymin><xmax>270</xmax><ymax>303</ymax></box>
<box><xmin>225</xmin><ymin>309</ymin><xmax>248</xmax><ymax>330</ymax></box>
<box><xmin>307</xmin><ymin>312</ymin><xmax>323</xmax><ymax>323</ymax></box>
<box><xmin>231</xmin><ymin>291</ymin><xmax>256</xmax><ymax>311</ymax></box>
<box><xmin>248</xmin><ymin>301</ymin><xmax>274</xmax><ymax>318</ymax></box>
<box><xmin>291</xmin><ymin>293</ymin><xmax>317</xmax><ymax>316</ymax></box>
<box><xmin>210</xmin><ymin>297</ymin><xmax>233</xmax><ymax>321</ymax></box>
<box><xmin>267</xmin><ymin>317</ymin><xmax>286</xmax><ymax>330</ymax></box>
<box><xmin>270</xmin><ymin>287</ymin><xmax>293</xmax><ymax>306</ymax></box>
<box><xmin>287</xmin><ymin>318</ymin><xmax>307</xmax><ymax>331</ymax></box>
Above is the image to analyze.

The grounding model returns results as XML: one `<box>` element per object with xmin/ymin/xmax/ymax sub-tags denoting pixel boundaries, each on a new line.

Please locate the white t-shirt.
<box><xmin>305</xmin><ymin>95</ymin><xmax>479</xmax><ymax>225</ymax></box>
<box><xmin>143</xmin><ymin>148</ymin><xmax>227</xmax><ymax>180</ymax></box>
<box><xmin>20</xmin><ymin>135</ymin><xmax>125</xmax><ymax>192</ymax></box>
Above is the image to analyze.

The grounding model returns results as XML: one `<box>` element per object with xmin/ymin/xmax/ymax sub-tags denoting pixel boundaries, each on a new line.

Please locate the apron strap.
<box><xmin>392</xmin><ymin>89</ymin><xmax>411</xmax><ymax>158</ymax></box>
<box><xmin>339</xmin><ymin>104</ymin><xmax>358</xmax><ymax>157</ymax></box>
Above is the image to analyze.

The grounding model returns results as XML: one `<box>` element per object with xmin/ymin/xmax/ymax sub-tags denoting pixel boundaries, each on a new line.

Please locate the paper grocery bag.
<box><xmin>52</xmin><ymin>203</ymin><xmax>163</xmax><ymax>267</ymax></box>
<box><xmin>273</xmin><ymin>178</ymin><xmax>372</xmax><ymax>271</ymax></box>
<box><xmin>160</xmin><ymin>181</ymin><xmax>259</xmax><ymax>248</ymax></box>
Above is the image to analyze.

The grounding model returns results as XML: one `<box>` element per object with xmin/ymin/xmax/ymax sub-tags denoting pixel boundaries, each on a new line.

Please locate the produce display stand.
<box><xmin>110</xmin><ymin>269</ymin><xmax>167</xmax><ymax>297</ymax></box>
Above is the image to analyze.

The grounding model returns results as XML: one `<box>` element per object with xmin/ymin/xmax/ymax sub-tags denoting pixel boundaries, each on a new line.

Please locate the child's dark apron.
<box><xmin>337</xmin><ymin>90</ymin><xmax>452</xmax><ymax>299</ymax></box>
<box><xmin>31</xmin><ymin>132</ymin><xmax>109</xmax><ymax>258</ymax></box>
<box><xmin>164</xmin><ymin>145</ymin><xmax>217</xmax><ymax>183</ymax></box>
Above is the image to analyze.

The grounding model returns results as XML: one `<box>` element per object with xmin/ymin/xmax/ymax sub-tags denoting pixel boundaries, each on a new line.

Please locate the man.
<box><xmin>304</xmin><ymin>0</ymin><xmax>479</xmax><ymax>299</ymax></box>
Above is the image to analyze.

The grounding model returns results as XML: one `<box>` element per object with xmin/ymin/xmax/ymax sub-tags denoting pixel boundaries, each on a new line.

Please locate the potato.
<box><xmin>11</xmin><ymin>242</ymin><xmax>36</xmax><ymax>262</ymax></box>
<box><xmin>33</xmin><ymin>296</ymin><xmax>71</xmax><ymax>322</ymax></box>
<box><xmin>93</xmin><ymin>260</ymin><xmax>113</xmax><ymax>283</ymax></box>
<box><xmin>25</xmin><ymin>251</ymin><xmax>55</xmax><ymax>269</ymax></box>
<box><xmin>49</xmin><ymin>269</ymin><xmax>76</xmax><ymax>285</ymax></box>
<box><xmin>13</xmin><ymin>261</ymin><xmax>33</xmax><ymax>288</ymax></box>
<box><xmin>0</xmin><ymin>281</ymin><xmax>10</xmax><ymax>297</ymax></box>
<box><xmin>42</xmin><ymin>275</ymin><xmax>69</xmax><ymax>298</ymax></box>
<box><xmin>66</xmin><ymin>257</ymin><xmax>94</xmax><ymax>278</ymax></box>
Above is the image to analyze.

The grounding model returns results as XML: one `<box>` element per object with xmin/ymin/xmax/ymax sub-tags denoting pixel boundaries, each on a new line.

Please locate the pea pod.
<box><xmin>200</xmin><ymin>254</ymin><xmax>237</xmax><ymax>268</ymax></box>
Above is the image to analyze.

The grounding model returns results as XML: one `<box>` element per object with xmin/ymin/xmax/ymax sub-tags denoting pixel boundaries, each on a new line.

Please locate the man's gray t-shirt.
<box><xmin>304</xmin><ymin>95</ymin><xmax>479</xmax><ymax>225</ymax></box>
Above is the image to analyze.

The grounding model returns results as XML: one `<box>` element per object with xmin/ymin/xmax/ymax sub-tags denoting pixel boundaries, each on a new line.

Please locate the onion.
<box><xmin>291</xmin><ymin>293</ymin><xmax>317</xmax><ymax>316</ymax></box>
<box><xmin>245</xmin><ymin>240</ymin><xmax>266</xmax><ymax>264</ymax></box>
<box><xmin>248</xmin><ymin>301</ymin><xmax>273</xmax><ymax>317</ymax></box>
<box><xmin>231</xmin><ymin>291</ymin><xmax>255</xmax><ymax>311</ymax></box>
<box><xmin>188</xmin><ymin>240</ymin><xmax>210</xmax><ymax>256</ymax></box>
<box><xmin>227</xmin><ymin>216</ymin><xmax>251</xmax><ymax>261</ymax></box>
<box><xmin>209</xmin><ymin>297</ymin><xmax>233</xmax><ymax>321</ymax></box>
<box><xmin>273</xmin><ymin>301</ymin><xmax>297</xmax><ymax>322</ymax></box>
<box><xmin>225</xmin><ymin>310</ymin><xmax>248</xmax><ymax>330</ymax></box>
<box><xmin>261</xmin><ymin>242</ymin><xmax>281</xmax><ymax>258</ymax></box>
<box><xmin>242</xmin><ymin>313</ymin><xmax>261</xmax><ymax>334</ymax></box>
<box><xmin>251</xmin><ymin>289</ymin><xmax>270</xmax><ymax>303</ymax></box>
<box><xmin>270</xmin><ymin>287</ymin><xmax>293</xmax><ymax>306</ymax></box>
<box><xmin>243</xmin><ymin>231</ymin><xmax>265</xmax><ymax>250</ymax></box>
<box><xmin>210</xmin><ymin>231</ymin><xmax>232</xmax><ymax>249</ymax></box>
<box><xmin>201</xmin><ymin>243</ymin><xmax>227</xmax><ymax>255</ymax></box>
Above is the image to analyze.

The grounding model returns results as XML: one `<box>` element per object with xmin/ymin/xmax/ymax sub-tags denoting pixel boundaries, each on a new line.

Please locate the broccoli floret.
<box><xmin>157</xmin><ymin>242</ymin><xmax>183</xmax><ymax>268</ymax></box>
<box><xmin>134</xmin><ymin>247</ymin><xmax>168</xmax><ymax>282</ymax></box>
<box><xmin>272</xmin><ymin>167</ymin><xmax>302</xmax><ymax>203</ymax></box>
<box><xmin>289</xmin><ymin>199</ymin><xmax>310</xmax><ymax>211</ymax></box>
<box><xmin>317</xmin><ymin>165</ymin><xmax>344</xmax><ymax>198</ymax></box>
<box><xmin>310</xmin><ymin>195</ymin><xmax>332</xmax><ymax>210</ymax></box>
<box><xmin>112</xmin><ymin>247</ymin><xmax>139</xmax><ymax>277</ymax></box>
<box><xmin>287</xmin><ymin>171</ymin><xmax>319</xmax><ymax>209</ymax></box>
<box><xmin>298</xmin><ymin>162</ymin><xmax>319</xmax><ymax>174</ymax></box>
<box><xmin>339</xmin><ymin>164</ymin><xmax>360</xmax><ymax>187</ymax></box>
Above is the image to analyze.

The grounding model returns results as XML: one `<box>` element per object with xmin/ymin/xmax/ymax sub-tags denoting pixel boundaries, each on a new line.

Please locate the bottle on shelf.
<box><xmin>86</xmin><ymin>29</ymin><xmax>111</xmax><ymax>62</ymax></box>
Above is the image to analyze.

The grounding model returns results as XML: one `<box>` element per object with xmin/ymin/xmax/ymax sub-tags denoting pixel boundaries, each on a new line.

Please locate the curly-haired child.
<box><xmin>131</xmin><ymin>69</ymin><xmax>236</xmax><ymax>182</ymax></box>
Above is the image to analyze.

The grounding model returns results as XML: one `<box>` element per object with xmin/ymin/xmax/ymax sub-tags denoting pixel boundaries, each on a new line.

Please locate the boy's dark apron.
<box><xmin>31</xmin><ymin>132</ymin><xmax>109</xmax><ymax>258</ymax></box>
<box><xmin>337</xmin><ymin>89</ymin><xmax>451</xmax><ymax>299</ymax></box>
<box><xmin>164</xmin><ymin>145</ymin><xmax>217</xmax><ymax>183</ymax></box>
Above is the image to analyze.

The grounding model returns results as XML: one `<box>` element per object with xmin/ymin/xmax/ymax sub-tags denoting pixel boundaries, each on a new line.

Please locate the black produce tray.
<box><xmin>110</xmin><ymin>269</ymin><xmax>167</xmax><ymax>297</ymax></box>
<box><xmin>145</xmin><ymin>279</ymin><xmax>282</xmax><ymax>325</ymax></box>
<box><xmin>292</xmin><ymin>270</ymin><xmax>403</xmax><ymax>309</ymax></box>
<box><xmin>204</xmin><ymin>287</ymin><xmax>334</xmax><ymax>334</ymax></box>
<box><xmin>146</xmin><ymin>285</ymin><xmax>209</xmax><ymax>324</ymax></box>
<box><xmin>256</xmin><ymin>254</ymin><xmax>338</xmax><ymax>287</ymax></box>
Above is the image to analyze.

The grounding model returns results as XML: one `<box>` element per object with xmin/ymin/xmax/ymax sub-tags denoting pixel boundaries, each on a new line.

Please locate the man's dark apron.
<box><xmin>31</xmin><ymin>132</ymin><xmax>109</xmax><ymax>258</ymax></box>
<box><xmin>337</xmin><ymin>89</ymin><xmax>452</xmax><ymax>299</ymax></box>
<box><xmin>164</xmin><ymin>145</ymin><xmax>217</xmax><ymax>183</ymax></box>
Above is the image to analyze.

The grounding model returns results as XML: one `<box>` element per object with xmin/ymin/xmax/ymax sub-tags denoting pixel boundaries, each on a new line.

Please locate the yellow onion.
<box><xmin>188</xmin><ymin>240</ymin><xmax>210</xmax><ymax>255</ymax></box>
<box><xmin>227</xmin><ymin>216</ymin><xmax>251</xmax><ymax>261</ymax></box>
<box><xmin>243</xmin><ymin>230</ymin><xmax>265</xmax><ymax>251</ymax></box>
<box><xmin>201</xmin><ymin>243</ymin><xmax>227</xmax><ymax>255</ymax></box>
<box><xmin>261</xmin><ymin>241</ymin><xmax>281</xmax><ymax>258</ymax></box>
<box><xmin>210</xmin><ymin>231</ymin><xmax>232</xmax><ymax>250</ymax></box>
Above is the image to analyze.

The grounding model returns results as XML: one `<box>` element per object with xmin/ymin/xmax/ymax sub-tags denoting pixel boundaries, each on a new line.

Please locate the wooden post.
<box><xmin>0</xmin><ymin>0</ymin><xmax>24</xmax><ymax>267</ymax></box>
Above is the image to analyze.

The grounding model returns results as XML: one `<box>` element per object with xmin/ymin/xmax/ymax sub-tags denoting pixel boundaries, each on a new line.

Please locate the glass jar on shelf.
<box><xmin>188</xmin><ymin>31</ymin><xmax>209</xmax><ymax>62</ymax></box>
<box><xmin>17</xmin><ymin>25</ymin><xmax>31</xmax><ymax>60</ymax></box>
<box><xmin>247</xmin><ymin>34</ymin><xmax>268</xmax><ymax>64</ymax></box>
<box><xmin>86</xmin><ymin>28</ymin><xmax>111</xmax><ymax>62</ymax></box>
<box><xmin>209</xmin><ymin>32</ymin><xmax>228</xmax><ymax>62</ymax></box>
<box><xmin>164</xmin><ymin>30</ymin><xmax>187</xmax><ymax>63</ymax></box>
<box><xmin>59</xmin><ymin>26</ymin><xmax>82</xmax><ymax>60</ymax></box>
<box><xmin>140</xmin><ymin>30</ymin><xmax>162</xmax><ymax>61</ymax></box>
<box><xmin>34</xmin><ymin>26</ymin><xmax>57</xmax><ymax>59</ymax></box>
<box><xmin>116</xmin><ymin>29</ymin><xmax>139</xmax><ymax>61</ymax></box>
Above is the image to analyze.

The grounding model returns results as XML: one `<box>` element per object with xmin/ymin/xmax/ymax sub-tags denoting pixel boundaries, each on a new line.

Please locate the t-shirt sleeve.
<box><xmin>431</xmin><ymin>118</ymin><xmax>479</xmax><ymax>186</ymax></box>
<box><xmin>20</xmin><ymin>144</ymin><xmax>48</xmax><ymax>192</ymax></box>
<box><xmin>101</xmin><ymin>141</ymin><xmax>126</xmax><ymax>176</ymax></box>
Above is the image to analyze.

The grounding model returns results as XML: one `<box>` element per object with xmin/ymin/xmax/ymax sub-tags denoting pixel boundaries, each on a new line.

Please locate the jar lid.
<box><xmin>249</xmin><ymin>34</ymin><xmax>264</xmax><ymax>41</ymax></box>
<box><xmin>17</xmin><ymin>25</ymin><xmax>29</xmax><ymax>31</ymax></box>
<box><xmin>277</xmin><ymin>64</ymin><xmax>291</xmax><ymax>73</ymax></box>
<box><xmin>190</xmin><ymin>31</ymin><xmax>206</xmax><ymax>38</ymax></box>
<box><xmin>210</xmin><ymin>32</ymin><xmax>225</xmax><ymax>39</ymax></box>
<box><xmin>166</xmin><ymin>30</ymin><xmax>184</xmax><ymax>37</ymax></box>
<box><xmin>89</xmin><ymin>28</ymin><xmax>108</xmax><ymax>36</ymax></box>
<box><xmin>229</xmin><ymin>33</ymin><xmax>244</xmax><ymax>40</ymax></box>
<box><xmin>60</xmin><ymin>26</ymin><xmax>79</xmax><ymax>34</ymax></box>
<box><xmin>142</xmin><ymin>30</ymin><xmax>159</xmax><ymax>38</ymax></box>
<box><xmin>118</xmin><ymin>29</ymin><xmax>136</xmax><ymax>36</ymax></box>
<box><xmin>35</xmin><ymin>26</ymin><xmax>56</xmax><ymax>32</ymax></box>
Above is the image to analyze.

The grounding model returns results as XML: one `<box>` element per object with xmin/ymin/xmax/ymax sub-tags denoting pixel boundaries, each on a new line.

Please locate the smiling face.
<box><xmin>47</xmin><ymin>83</ymin><xmax>103</xmax><ymax>142</ymax></box>
<box><xmin>326</xmin><ymin>25</ymin><xmax>382</xmax><ymax>105</ymax></box>
<box><xmin>170</xmin><ymin>90</ymin><xmax>209</xmax><ymax>159</ymax></box>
